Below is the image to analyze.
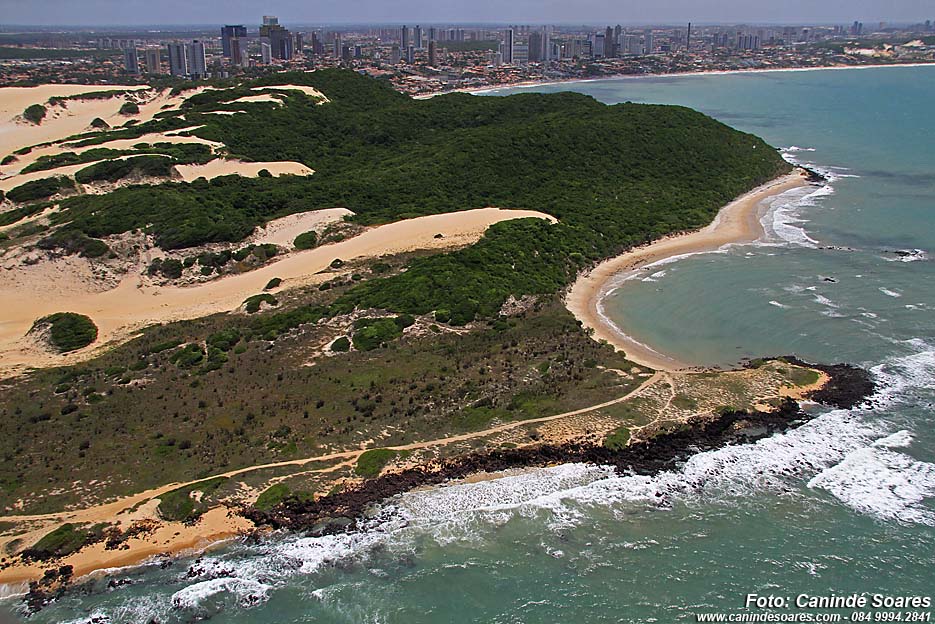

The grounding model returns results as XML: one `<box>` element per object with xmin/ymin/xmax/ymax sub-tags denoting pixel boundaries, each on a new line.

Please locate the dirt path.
<box><xmin>0</xmin><ymin>371</ymin><xmax>662</xmax><ymax>526</ymax></box>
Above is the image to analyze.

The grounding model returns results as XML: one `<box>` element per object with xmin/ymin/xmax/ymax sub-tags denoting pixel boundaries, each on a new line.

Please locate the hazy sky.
<box><xmin>0</xmin><ymin>0</ymin><xmax>932</xmax><ymax>26</ymax></box>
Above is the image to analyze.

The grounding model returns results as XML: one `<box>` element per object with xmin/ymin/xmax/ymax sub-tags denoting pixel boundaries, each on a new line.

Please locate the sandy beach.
<box><xmin>565</xmin><ymin>170</ymin><xmax>810</xmax><ymax>371</ymax></box>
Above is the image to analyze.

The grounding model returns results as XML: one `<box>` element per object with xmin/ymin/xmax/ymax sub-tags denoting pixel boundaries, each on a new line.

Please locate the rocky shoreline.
<box><xmin>243</xmin><ymin>360</ymin><xmax>874</xmax><ymax>536</ymax></box>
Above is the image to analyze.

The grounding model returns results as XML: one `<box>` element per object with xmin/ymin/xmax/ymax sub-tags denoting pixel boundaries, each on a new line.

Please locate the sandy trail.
<box><xmin>565</xmin><ymin>171</ymin><xmax>810</xmax><ymax>371</ymax></box>
<box><xmin>0</xmin><ymin>370</ymin><xmax>662</xmax><ymax>586</ymax></box>
<box><xmin>0</xmin><ymin>208</ymin><xmax>556</xmax><ymax>376</ymax></box>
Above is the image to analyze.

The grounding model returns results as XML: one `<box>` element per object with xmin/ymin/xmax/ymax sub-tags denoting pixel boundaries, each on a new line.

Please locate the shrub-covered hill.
<box><xmin>44</xmin><ymin>69</ymin><xmax>789</xmax><ymax>252</ymax></box>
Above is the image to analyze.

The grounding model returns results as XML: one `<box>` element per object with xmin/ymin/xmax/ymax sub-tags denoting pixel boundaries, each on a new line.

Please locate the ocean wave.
<box><xmin>758</xmin><ymin>184</ymin><xmax>827</xmax><ymax>247</ymax></box>
<box><xmin>879</xmin><ymin>287</ymin><xmax>902</xmax><ymax>298</ymax></box>
<box><xmin>29</xmin><ymin>342</ymin><xmax>935</xmax><ymax>621</ymax></box>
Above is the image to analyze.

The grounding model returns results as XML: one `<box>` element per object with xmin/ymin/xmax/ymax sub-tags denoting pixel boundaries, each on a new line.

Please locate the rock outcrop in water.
<box><xmin>244</xmin><ymin>361</ymin><xmax>874</xmax><ymax>534</ymax></box>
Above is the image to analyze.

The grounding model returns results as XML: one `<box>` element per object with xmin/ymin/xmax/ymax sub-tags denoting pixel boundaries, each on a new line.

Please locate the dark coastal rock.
<box><xmin>773</xmin><ymin>356</ymin><xmax>875</xmax><ymax>409</ymax></box>
<box><xmin>800</xmin><ymin>165</ymin><xmax>828</xmax><ymax>184</ymax></box>
<box><xmin>244</xmin><ymin>400</ymin><xmax>806</xmax><ymax>533</ymax></box>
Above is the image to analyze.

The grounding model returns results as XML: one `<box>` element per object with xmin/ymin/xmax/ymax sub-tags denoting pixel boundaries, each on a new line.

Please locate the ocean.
<box><xmin>5</xmin><ymin>65</ymin><xmax>935</xmax><ymax>623</ymax></box>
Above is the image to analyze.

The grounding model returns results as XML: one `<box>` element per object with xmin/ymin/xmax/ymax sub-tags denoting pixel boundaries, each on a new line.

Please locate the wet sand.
<box><xmin>565</xmin><ymin>171</ymin><xmax>810</xmax><ymax>371</ymax></box>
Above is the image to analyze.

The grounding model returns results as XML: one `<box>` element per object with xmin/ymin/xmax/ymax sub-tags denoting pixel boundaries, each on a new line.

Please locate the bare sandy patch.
<box><xmin>174</xmin><ymin>159</ymin><xmax>313</xmax><ymax>182</ymax></box>
<box><xmin>249</xmin><ymin>208</ymin><xmax>354</xmax><ymax>248</ymax></box>
<box><xmin>0</xmin><ymin>84</ymin><xmax>149</xmax><ymax>156</ymax></box>
<box><xmin>251</xmin><ymin>84</ymin><xmax>330</xmax><ymax>102</ymax></box>
<box><xmin>565</xmin><ymin>171</ymin><xmax>811</xmax><ymax>371</ymax></box>
<box><xmin>231</xmin><ymin>93</ymin><xmax>285</xmax><ymax>105</ymax></box>
<box><xmin>0</xmin><ymin>208</ymin><xmax>555</xmax><ymax>376</ymax></box>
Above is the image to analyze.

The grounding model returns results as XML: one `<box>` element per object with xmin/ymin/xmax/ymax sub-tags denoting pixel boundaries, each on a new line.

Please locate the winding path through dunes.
<box><xmin>0</xmin><ymin>208</ymin><xmax>556</xmax><ymax>376</ymax></box>
<box><xmin>565</xmin><ymin>171</ymin><xmax>810</xmax><ymax>371</ymax></box>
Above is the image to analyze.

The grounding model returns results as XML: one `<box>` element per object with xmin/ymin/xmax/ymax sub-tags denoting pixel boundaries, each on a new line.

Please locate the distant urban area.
<box><xmin>1</xmin><ymin>17</ymin><xmax>934</xmax><ymax>92</ymax></box>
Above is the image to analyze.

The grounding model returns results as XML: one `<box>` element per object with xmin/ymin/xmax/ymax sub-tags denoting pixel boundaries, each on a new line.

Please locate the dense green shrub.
<box><xmin>351</xmin><ymin>317</ymin><xmax>403</xmax><ymax>351</ymax></box>
<box><xmin>90</xmin><ymin>117</ymin><xmax>110</xmax><ymax>129</ymax></box>
<box><xmin>32</xmin><ymin>312</ymin><xmax>98</xmax><ymax>352</ymax></box>
<box><xmin>293</xmin><ymin>230</ymin><xmax>318</xmax><ymax>250</ymax></box>
<box><xmin>243</xmin><ymin>293</ymin><xmax>278</xmax><ymax>314</ymax></box>
<box><xmin>156</xmin><ymin>477</ymin><xmax>227</xmax><ymax>522</ymax></box>
<box><xmin>119</xmin><ymin>101</ymin><xmax>140</xmax><ymax>115</ymax></box>
<box><xmin>330</xmin><ymin>336</ymin><xmax>351</xmax><ymax>352</ymax></box>
<box><xmin>254</xmin><ymin>483</ymin><xmax>291</xmax><ymax>510</ymax></box>
<box><xmin>170</xmin><ymin>343</ymin><xmax>205</xmax><ymax>368</ymax></box>
<box><xmin>37</xmin><ymin>230</ymin><xmax>110</xmax><ymax>257</ymax></box>
<box><xmin>7</xmin><ymin>176</ymin><xmax>74</xmax><ymax>203</ymax></box>
<box><xmin>23</xmin><ymin>103</ymin><xmax>46</xmax><ymax>124</ymax></box>
<box><xmin>355</xmin><ymin>448</ymin><xmax>407</xmax><ymax>477</ymax></box>
<box><xmin>74</xmin><ymin>155</ymin><xmax>173</xmax><ymax>184</ymax></box>
<box><xmin>21</xmin><ymin>523</ymin><xmax>105</xmax><ymax>560</ymax></box>
<box><xmin>206</xmin><ymin>328</ymin><xmax>241</xmax><ymax>351</ymax></box>
<box><xmin>264</xmin><ymin>277</ymin><xmax>282</xmax><ymax>290</ymax></box>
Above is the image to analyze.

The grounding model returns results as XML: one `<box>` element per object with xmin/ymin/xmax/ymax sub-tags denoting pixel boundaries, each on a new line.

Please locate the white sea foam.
<box><xmin>758</xmin><ymin>184</ymin><xmax>827</xmax><ymax>247</ymax></box>
<box><xmin>769</xmin><ymin>300</ymin><xmax>790</xmax><ymax>309</ymax></box>
<box><xmin>880</xmin><ymin>287</ymin><xmax>902</xmax><ymax>298</ymax></box>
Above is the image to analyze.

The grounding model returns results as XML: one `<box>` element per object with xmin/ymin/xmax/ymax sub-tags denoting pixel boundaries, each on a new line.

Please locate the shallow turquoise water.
<box><xmin>4</xmin><ymin>67</ymin><xmax>935</xmax><ymax>623</ymax></box>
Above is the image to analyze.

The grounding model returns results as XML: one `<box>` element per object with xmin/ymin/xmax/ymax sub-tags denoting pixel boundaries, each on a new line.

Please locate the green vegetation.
<box><xmin>254</xmin><ymin>483</ymin><xmax>292</xmax><ymax>511</ymax></box>
<box><xmin>355</xmin><ymin>448</ymin><xmax>408</xmax><ymax>477</ymax></box>
<box><xmin>23</xmin><ymin>103</ymin><xmax>46</xmax><ymax>125</ymax></box>
<box><xmin>351</xmin><ymin>317</ymin><xmax>404</xmax><ymax>351</ymax></box>
<box><xmin>32</xmin><ymin>313</ymin><xmax>98</xmax><ymax>352</ymax></box>
<box><xmin>74</xmin><ymin>155</ymin><xmax>174</xmax><ymax>184</ymax></box>
<box><xmin>156</xmin><ymin>477</ymin><xmax>228</xmax><ymax>522</ymax></box>
<box><xmin>243</xmin><ymin>293</ymin><xmax>278</xmax><ymax>313</ymax></box>
<box><xmin>603</xmin><ymin>427</ymin><xmax>631</xmax><ymax>450</ymax></box>
<box><xmin>264</xmin><ymin>277</ymin><xmax>283</xmax><ymax>290</ymax></box>
<box><xmin>119</xmin><ymin>101</ymin><xmax>140</xmax><ymax>115</ymax></box>
<box><xmin>293</xmin><ymin>229</ymin><xmax>318</xmax><ymax>250</ymax></box>
<box><xmin>6</xmin><ymin>176</ymin><xmax>74</xmax><ymax>203</ymax></box>
<box><xmin>22</xmin><ymin>143</ymin><xmax>212</xmax><ymax>174</ymax></box>
<box><xmin>330</xmin><ymin>336</ymin><xmax>351</xmax><ymax>352</ymax></box>
<box><xmin>36</xmin><ymin>230</ymin><xmax>110</xmax><ymax>257</ymax></box>
<box><xmin>22</xmin><ymin>522</ymin><xmax>105</xmax><ymax>560</ymax></box>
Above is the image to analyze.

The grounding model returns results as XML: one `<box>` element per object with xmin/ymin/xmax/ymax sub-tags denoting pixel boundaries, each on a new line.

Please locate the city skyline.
<box><xmin>0</xmin><ymin>0</ymin><xmax>932</xmax><ymax>27</ymax></box>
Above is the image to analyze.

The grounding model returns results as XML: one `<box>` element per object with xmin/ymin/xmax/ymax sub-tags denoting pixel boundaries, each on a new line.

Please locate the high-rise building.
<box><xmin>643</xmin><ymin>30</ymin><xmax>654</xmax><ymax>54</ymax></box>
<box><xmin>260</xmin><ymin>42</ymin><xmax>272</xmax><ymax>64</ymax></box>
<box><xmin>428</xmin><ymin>40</ymin><xmax>437</xmax><ymax>66</ymax></box>
<box><xmin>414</xmin><ymin>25</ymin><xmax>423</xmax><ymax>49</ymax></box>
<box><xmin>501</xmin><ymin>29</ymin><xmax>514</xmax><ymax>64</ymax></box>
<box><xmin>167</xmin><ymin>42</ymin><xmax>188</xmax><ymax>76</ymax></box>
<box><xmin>188</xmin><ymin>40</ymin><xmax>207</xmax><ymax>78</ymax></box>
<box><xmin>390</xmin><ymin>44</ymin><xmax>401</xmax><ymax>64</ymax></box>
<box><xmin>400</xmin><ymin>25</ymin><xmax>409</xmax><ymax>49</ymax></box>
<box><xmin>428</xmin><ymin>27</ymin><xmax>437</xmax><ymax>43</ymax></box>
<box><xmin>333</xmin><ymin>33</ymin><xmax>341</xmax><ymax>58</ymax></box>
<box><xmin>405</xmin><ymin>44</ymin><xmax>415</xmax><ymax>64</ymax></box>
<box><xmin>221</xmin><ymin>25</ymin><xmax>246</xmax><ymax>58</ymax></box>
<box><xmin>605</xmin><ymin>26</ymin><xmax>615</xmax><ymax>57</ymax></box>
<box><xmin>528</xmin><ymin>31</ymin><xmax>543</xmax><ymax>62</ymax></box>
<box><xmin>260</xmin><ymin>15</ymin><xmax>292</xmax><ymax>60</ymax></box>
<box><xmin>592</xmin><ymin>33</ymin><xmax>606</xmax><ymax>57</ymax></box>
<box><xmin>124</xmin><ymin>48</ymin><xmax>140</xmax><ymax>75</ymax></box>
<box><xmin>230</xmin><ymin>38</ymin><xmax>248</xmax><ymax>67</ymax></box>
<box><xmin>294</xmin><ymin>33</ymin><xmax>303</xmax><ymax>54</ymax></box>
<box><xmin>144</xmin><ymin>48</ymin><xmax>163</xmax><ymax>74</ymax></box>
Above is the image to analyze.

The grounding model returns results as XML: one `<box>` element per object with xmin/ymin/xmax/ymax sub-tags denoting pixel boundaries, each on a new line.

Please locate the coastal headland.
<box><xmin>0</xmin><ymin>71</ymin><xmax>872</xmax><ymax>608</ymax></box>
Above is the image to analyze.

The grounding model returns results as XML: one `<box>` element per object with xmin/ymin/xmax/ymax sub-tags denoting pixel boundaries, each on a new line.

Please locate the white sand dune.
<box><xmin>0</xmin><ymin>84</ymin><xmax>148</xmax><ymax>155</ymax></box>
<box><xmin>0</xmin><ymin>208</ymin><xmax>556</xmax><ymax>376</ymax></box>
<box><xmin>251</xmin><ymin>84</ymin><xmax>330</xmax><ymax>102</ymax></box>
<box><xmin>231</xmin><ymin>93</ymin><xmax>285</xmax><ymax>105</ymax></box>
<box><xmin>174</xmin><ymin>159</ymin><xmax>313</xmax><ymax>181</ymax></box>
<box><xmin>250</xmin><ymin>208</ymin><xmax>354</xmax><ymax>247</ymax></box>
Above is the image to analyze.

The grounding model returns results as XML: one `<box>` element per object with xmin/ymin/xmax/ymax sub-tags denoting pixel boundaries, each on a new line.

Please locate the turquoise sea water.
<box><xmin>4</xmin><ymin>66</ymin><xmax>935</xmax><ymax>623</ymax></box>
